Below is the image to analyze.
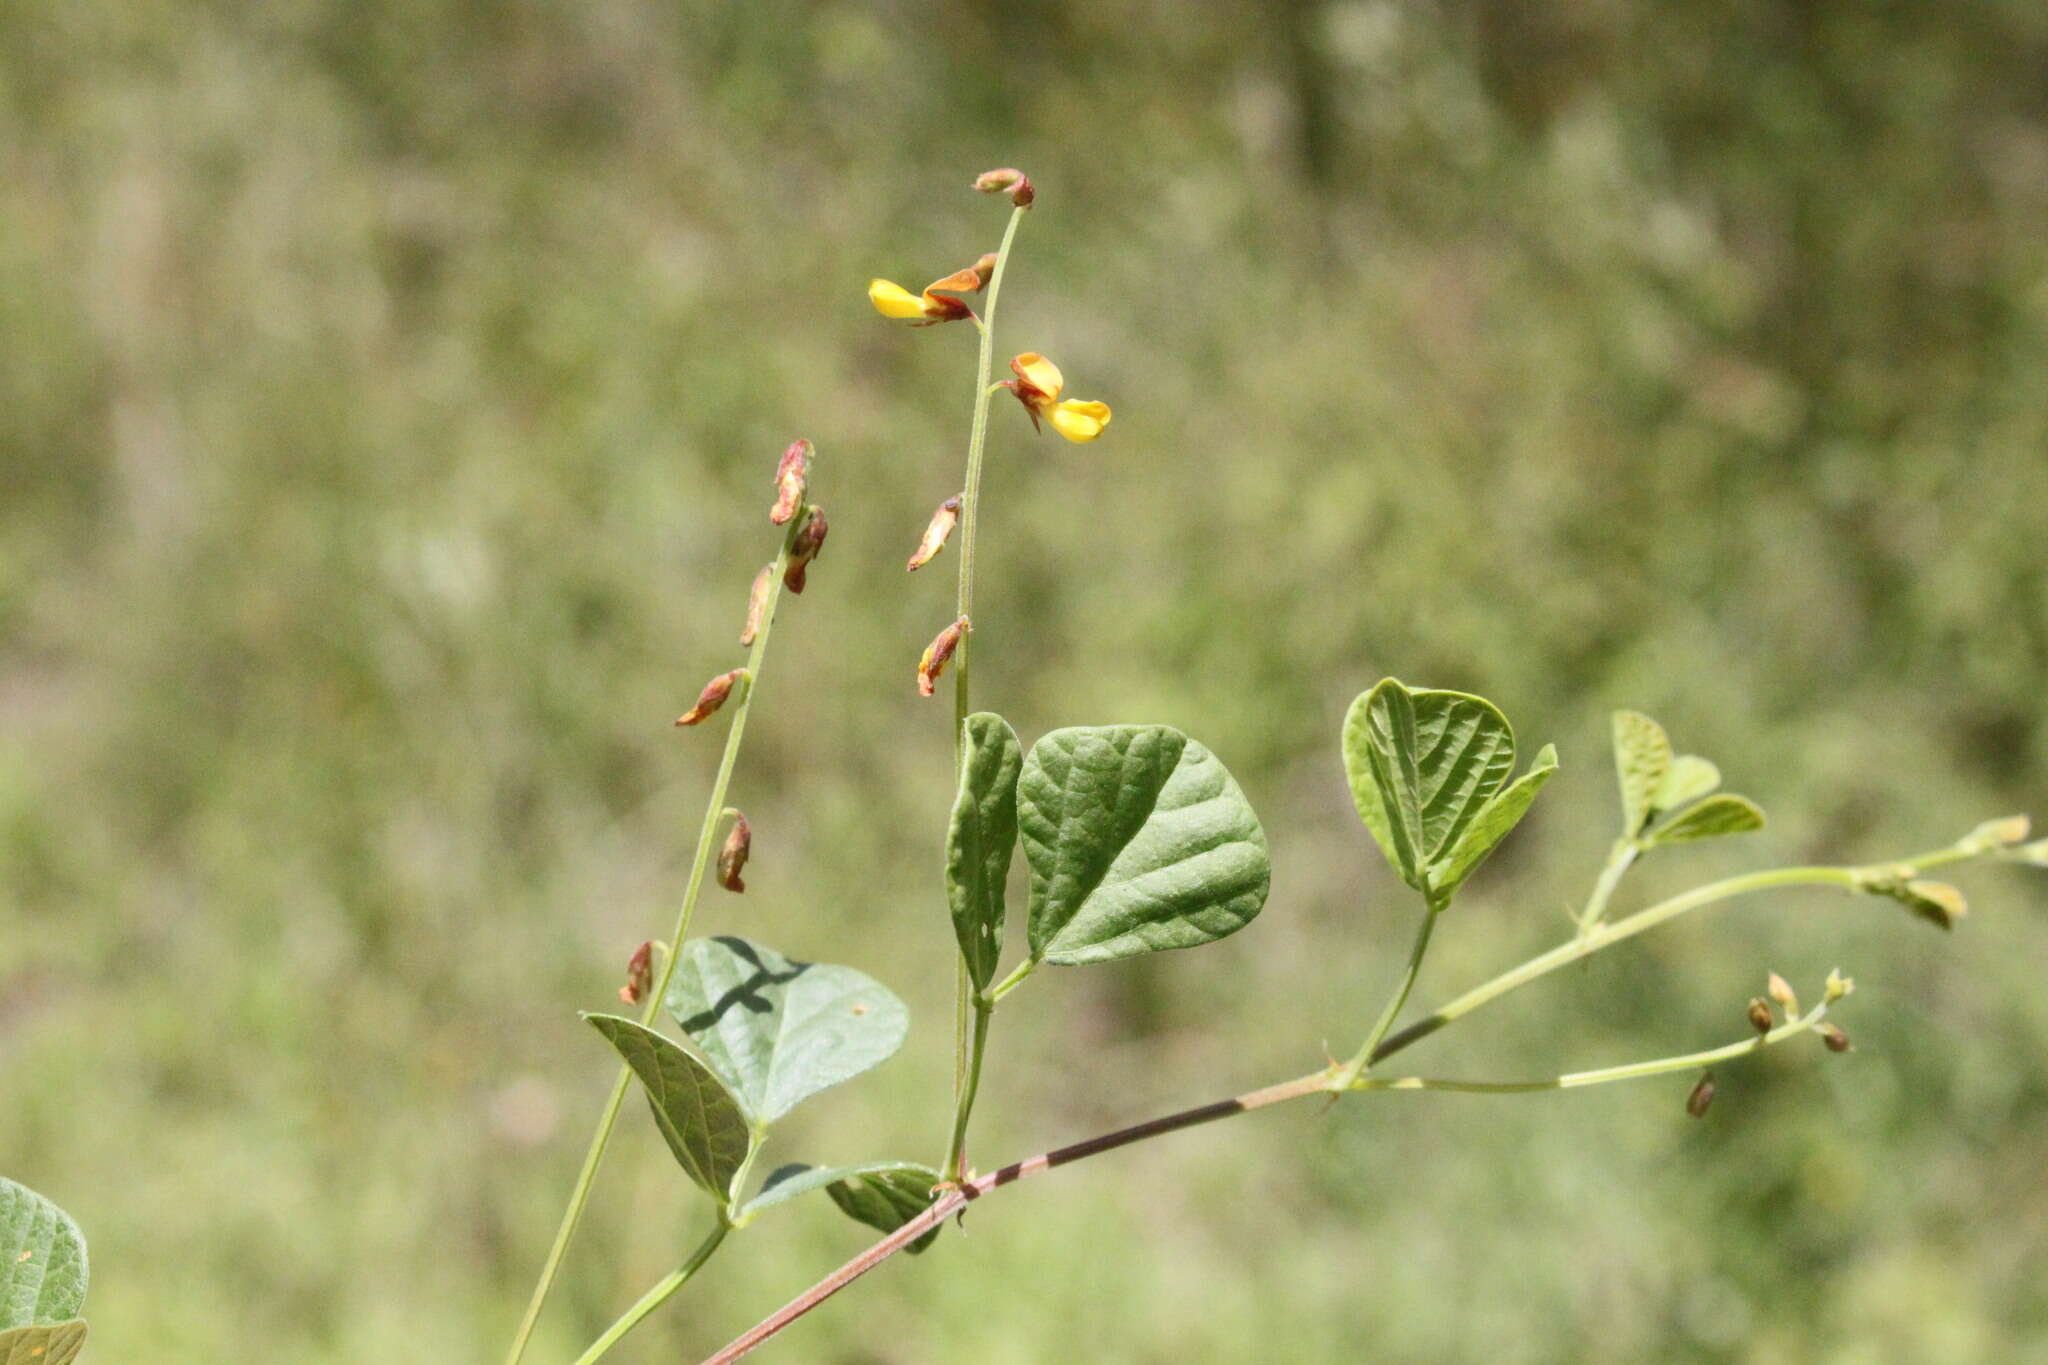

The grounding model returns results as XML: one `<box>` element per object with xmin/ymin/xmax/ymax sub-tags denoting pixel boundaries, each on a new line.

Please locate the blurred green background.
<box><xmin>4</xmin><ymin>1</ymin><xmax>2046</xmax><ymax>1360</ymax></box>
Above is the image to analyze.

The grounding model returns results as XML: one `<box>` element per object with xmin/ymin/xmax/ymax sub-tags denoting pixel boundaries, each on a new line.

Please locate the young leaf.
<box><xmin>947</xmin><ymin>713</ymin><xmax>1022</xmax><ymax>990</ymax></box>
<box><xmin>824</xmin><ymin>1164</ymin><xmax>944</xmax><ymax>1254</ymax></box>
<box><xmin>0</xmin><ymin>1178</ymin><xmax>87</xmax><ymax>1330</ymax></box>
<box><xmin>1019</xmin><ymin>726</ymin><xmax>1270</xmax><ymax>965</ymax></box>
<box><xmin>1654</xmin><ymin>754</ymin><xmax>1721</xmax><ymax>813</ymax></box>
<box><xmin>1648</xmin><ymin>794</ymin><xmax>1765</xmax><ymax>844</ymax></box>
<box><xmin>1430</xmin><ymin>743</ymin><xmax>1559</xmax><ymax>896</ymax></box>
<box><xmin>739</xmin><ymin>1160</ymin><xmax>935</xmax><ymax>1222</ymax></box>
<box><xmin>1343</xmin><ymin>680</ymin><xmax>1515</xmax><ymax>895</ymax></box>
<box><xmin>664</xmin><ymin>937</ymin><xmax>909</xmax><ymax>1124</ymax></box>
<box><xmin>585</xmin><ymin>1015</ymin><xmax>751</xmax><ymax>1201</ymax></box>
<box><xmin>1610</xmin><ymin>710</ymin><xmax>1672</xmax><ymax>836</ymax></box>
<box><xmin>0</xmin><ymin>1322</ymin><xmax>87</xmax><ymax>1365</ymax></box>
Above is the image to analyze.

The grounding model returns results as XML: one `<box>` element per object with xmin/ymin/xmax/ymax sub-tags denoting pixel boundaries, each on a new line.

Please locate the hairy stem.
<box><xmin>701</xmin><ymin>841</ymin><xmax>1977</xmax><ymax>1361</ymax></box>
<box><xmin>504</xmin><ymin>519</ymin><xmax>801</xmax><ymax>1365</ymax></box>
<box><xmin>571</xmin><ymin>1224</ymin><xmax>730</xmax><ymax>1365</ymax></box>
<box><xmin>942</xmin><ymin>203</ymin><xmax>1028</xmax><ymax>1181</ymax></box>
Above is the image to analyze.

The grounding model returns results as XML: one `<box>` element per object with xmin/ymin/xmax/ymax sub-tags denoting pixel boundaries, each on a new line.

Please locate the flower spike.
<box><xmin>1001</xmin><ymin>352</ymin><xmax>1112</xmax><ymax>442</ymax></box>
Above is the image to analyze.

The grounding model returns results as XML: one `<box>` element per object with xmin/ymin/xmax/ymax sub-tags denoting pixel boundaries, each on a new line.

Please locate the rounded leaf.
<box><xmin>0</xmin><ymin>1179</ymin><xmax>86</xmax><ymax>1330</ymax></box>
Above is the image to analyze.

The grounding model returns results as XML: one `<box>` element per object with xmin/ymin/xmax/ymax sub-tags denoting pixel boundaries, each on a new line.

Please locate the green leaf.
<box><xmin>947</xmin><ymin>713</ymin><xmax>1022</xmax><ymax>990</ymax></box>
<box><xmin>824</xmin><ymin>1164</ymin><xmax>944</xmax><ymax>1254</ymax></box>
<box><xmin>0</xmin><ymin>1179</ymin><xmax>87</xmax><ymax>1330</ymax></box>
<box><xmin>1430</xmin><ymin>743</ymin><xmax>1559</xmax><ymax>895</ymax></box>
<box><xmin>1019</xmin><ymin>726</ymin><xmax>1270</xmax><ymax>965</ymax></box>
<box><xmin>1344</xmin><ymin>680</ymin><xmax>1516</xmax><ymax>895</ymax></box>
<box><xmin>1648</xmin><ymin>794</ymin><xmax>1765</xmax><ymax>844</ymax></box>
<box><xmin>665</xmin><ymin>937</ymin><xmax>908</xmax><ymax>1124</ymax></box>
<box><xmin>0</xmin><ymin>1322</ymin><xmax>87</xmax><ymax>1365</ymax></box>
<box><xmin>585</xmin><ymin>1015</ymin><xmax>751</xmax><ymax>1201</ymax></box>
<box><xmin>1654</xmin><ymin>754</ymin><xmax>1721</xmax><ymax>813</ymax></box>
<box><xmin>1611</xmin><ymin>710</ymin><xmax>1671</xmax><ymax>836</ymax></box>
<box><xmin>740</xmin><ymin>1160</ymin><xmax>935</xmax><ymax>1222</ymax></box>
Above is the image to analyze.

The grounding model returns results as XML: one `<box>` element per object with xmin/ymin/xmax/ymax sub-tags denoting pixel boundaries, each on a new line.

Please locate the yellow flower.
<box><xmin>867</xmin><ymin>257</ymin><xmax>995</xmax><ymax>326</ymax></box>
<box><xmin>1003</xmin><ymin>352</ymin><xmax>1112</xmax><ymax>442</ymax></box>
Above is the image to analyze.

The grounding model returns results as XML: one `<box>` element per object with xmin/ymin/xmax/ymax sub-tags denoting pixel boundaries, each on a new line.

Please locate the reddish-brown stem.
<box><xmin>698</xmin><ymin>1069</ymin><xmax>1333</xmax><ymax>1364</ymax></box>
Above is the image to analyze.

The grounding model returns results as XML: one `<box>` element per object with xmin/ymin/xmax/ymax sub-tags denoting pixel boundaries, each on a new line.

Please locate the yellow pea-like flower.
<box><xmin>1003</xmin><ymin>352</ymin><xmax>1112</xmax><ymax>443</ymax></box>
<box><xmin>867</xmin><ymin>256</ymin><xmax>995</xmax><ymax>326</ymax></box>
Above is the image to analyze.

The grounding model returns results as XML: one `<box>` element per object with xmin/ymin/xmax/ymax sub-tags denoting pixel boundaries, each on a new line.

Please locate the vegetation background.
<box><xmin>4</xmin><ymin>2</ymin><xmax>2045</xmax><ymax>1361</ymax></box>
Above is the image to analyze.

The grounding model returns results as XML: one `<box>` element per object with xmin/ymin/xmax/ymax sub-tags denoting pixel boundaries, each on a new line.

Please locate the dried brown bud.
<box><xmin>1817</xmin><ymin>1023</ymin><xmax>1852</xmax><ymax>1053</ymax></box>
<box><xmin>1767</xmin><ymin>972</ymin><xmax>1799</xmax><ymax>1017</ymax></box>
<box><xmin>717</xmin><ymin>811</ymin><xmax>751</xmax><ymax>893</ymax></box>
<box><xmin>619</xmin><ymin>940</ymin><xmax>654</xmax><ymax>1005</ymax></box>
<box><xmin>1747</xmin><ymin>998</ymin><xmax>1775</xmax><ymax>1035</ymax></box>
<box><xmin>973</xmin><ymin>167</ymin><xmax>1034</xmax><ymax>208</ymax></box>
<box><xmin>1686</xmin><ymin>1073</ymin><xmax>1716</xmax><ymax>1118</ymax></box>
<box><xmin>784</xmin><ymin>507</ymin><xmax>828</xmax><ymax>594</ymax></box>
<box><xmin>907</xmin><ymin>494</ymin><xmax>963</xmax><ymax>571</ymax></box>
<box><xmin>739</xmin><ymin>564</ymin><xmax>774</xmax><ymax>645</ymax></box>
<box><xmin>676</xmin><ymin>668</ymin><xmax>746</xmax><ymax>726</ymax></box>
<box><xmin>917</xmin><ymin>616</ymin><xmax>969</xmax><ymax>697</ymax></box>
<box><xmin>770</xmin><ymin>439</ymin><xmax>814</xmax><ymax>526</ymax></box>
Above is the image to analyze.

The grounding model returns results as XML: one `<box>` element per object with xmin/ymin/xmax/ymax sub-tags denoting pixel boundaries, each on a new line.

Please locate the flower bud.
<box><xmin>907</xmin><ymin>494</ymin><xmax>962</xmax><ymax>571</ymax></box>
<box><xmin>676</xmin><ymin>668</ymin><xmax>747</xmax><ymax>726</ymax></box>
<box><xmin>971</xmin><ymin>253</ymin><xmax>999</xmax><ymax>289</ymax></box>
<box><xmin>1767</xmin><ymin>972</ymin><xmax>1799</xmax><ymax>1017</ymax></box>
<box><xmin>973</xmin><ymin>167</ymin><xmax>1034</xmax><ymax>208</ymax></box>
<box><xmin>1747</xmin><ymin>998</ymin><xmax>1774</xmax><ymax>1035</ymax></box>
<box><xmin>739</xmin><ymin>564</ymin><xmax>774</xmax><ymax>645</ymax></box>
<box><xmin>1965</xmin><ymin>813</ymin><xmax>2029</xmax><ymax>851</ymax></box>
<box><xmin>2011</xmin><ymin>837</ymin><xmax>2048</xmax><ymax>867</ymax></box>
<box><xmin>1900</xmin><ymin>878</ymin><xmax>1967</xmax><ymax>930</ymax></box>
<box><xmin>1823</xmin><ymin>969</ymin><xmax>1854</xmax><ymax>1003</ymax></box>
<box><xmin>619</xmin><ymin>940</ymin><xmax>654</xmax><ymax>1006</ymax></box>
<box><xmin>917</xmin><ymin>616</ymin><xmax>969</xmax><ymax>697</ymax></box>
<box><xmin>1686</xmin><ymin>1073</ymin><xmax>1715</xmax><ymax>1118</ymax></box>
<box><xmin>784</xmin><ymin>507</ymin><xmax>829</xmax><ymax>594</ymax></box>
<box><xmin>1817</xmin><ymin>1023</ymin><xmax>1852</xmax><ymax>1053</ymax></box>
<box><xmin>770</xmin><ymin>440</ymin><xmax>813</xmax><ymax>526</ymax></box>
<box><xmin>717</xmin><ymin>811</ymin><xmax>751</xmax><ymax>893</ymax></box>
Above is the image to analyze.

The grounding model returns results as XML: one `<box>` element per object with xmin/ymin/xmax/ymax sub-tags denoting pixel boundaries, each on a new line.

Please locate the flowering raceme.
<box><xmin>1002</xmin><ymin>352</ymin><xmax>1111</xmax><ymax>442</ymax></box>
<box><xmin>868</xmin><ymin>255</ymin><xmax>997</xmax><ymax>326</ymax></box>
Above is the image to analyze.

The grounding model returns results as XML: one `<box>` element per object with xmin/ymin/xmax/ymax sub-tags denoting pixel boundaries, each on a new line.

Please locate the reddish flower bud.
<box><xmin>739</xmin><ymin>564</ymin><xmax>774</xmax><ymax>646</ymax></box>
<box><xmin>1747</xmin><ymin>998</ymin><xmax>1774</xmax><ymax>1034</ymax></box>
<box><xmin>1818</xmin><ymin>1023</ymin><xmax>1852</xmax><ymax>1053</ymax></box>
<box><xmin>784</xmin><ymin>507</ymin><xmax>828</xmax><ymax>594</ymax></box>
<box><xmin>1686</xmin><ymin>1073</ymin><xmax>1716</xmax><ymax>1118</ymax></box>
<box><xmin>676</xmin><ymin>668</ymin><xmax>747</xmax><ymax>726</ymax></box>
<box><xmin>917</xmin><ymin>616</ymin><xmax>969</xmax><ymax>697</ymax></box>
<box><xmin>717</xmin><ymin>811</ymin><xmax>751</xmax><ymax>893</ymax></box>
<box><xmin>973</xmin><ymin>167</ymin><xmax>1034</xmax><ymax>208</ymax></box>
<box><xmin>770</xmin><ymin>439</ymin><xmax>813</xmax><ymax>526</ymax></box>
<box><xmin>619</xmin><ymin>941</ymin><xmax>654</xmax><ymax>1005</ymax></box>
<box><xmin>907</xmin><ymin>494</ymin><xmax>963</xmax><ymax>572</ymax></box>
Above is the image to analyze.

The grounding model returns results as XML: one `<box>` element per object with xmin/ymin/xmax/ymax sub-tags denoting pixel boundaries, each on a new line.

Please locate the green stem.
<box><xmin>1340</xmin><ymin>892</ymin><xmax>1443</xmax><ymax>1080</ymax></box>
<box><xmin>503</xmin><ymin>520</ymin><xmax>801</xmax><ymax>1365</ymax></box>
<box><xmin>1369</xmin><ymin>843</ymin><xmax>1970</xmax><ymax>1065</ymax></box>
<box><xmin>941</xmin><ymin>203</ymin><xmax>1028</xmax><ymax>1175</ymax></box>
<box><xmin>942</xmin><ymin>998</ymin><xmax>994</xmax><ymax>1182</ymax></box>
<box><xmin>1356</xmin><ymin>1002</ymin><xmax>1833</xmax><ymax>1095</ymax></box>
<box><xmin>985</xmin><ymin>956</ymin><xmax>1037</xmax><ymax>1004</ymax></box>
<box><xmin>569</xmin><ymin>1223</ymin><xmax>729</xmax><ymax>1365</ymax></box>
<box><xmin>1576</xmin><ymin>837</ymin><xmax>1638</xmax><ymax>935</ymax></box>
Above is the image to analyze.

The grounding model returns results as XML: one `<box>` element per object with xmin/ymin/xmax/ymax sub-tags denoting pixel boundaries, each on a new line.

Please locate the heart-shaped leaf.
<box><xmin>586</xmin><ymin>1015</ymin><xmax>751</xmax><ymax>1202</ymax></box>
<box><xmin>0</xmin><ymin>1321</ymin><xmax>87</xmax><ymax>1365</ymax></box>
<box><xmin>1648</xmin><ymin>794</ymin><xmax>1765</xmax><ymax>844</ymax></box>
<box><xmin>947</xmin><ymin>713</ymin><xmax>1022</xmax><ymax>990</ymax></box>
<box><xmin>664</xmin><ymin>937</ymin><xmax>908</xmax><ymax>1125</ymax></box>
<box><xmin>739</xmin><ymin>1160</ymin><xmax>935</xmax><ymax>1223</ymax></box>
<box><xmin>1430</xmin><ymin>743</ymin><xmax>1559</xmax><ymax>896</ymax></box>
<box><xmin>1019</xmin><ymin>726</ymin><xmax>1270</xmax><ymax>965</ymax></box>
<box><xmin>1344</xmin><ymin>681</ymin><xmax>1516</xmax><ymax>897</ymax></box>
<box><xmin>0</xmin><ymin>1179</ymin><xmax>87</xmax><ymax>1330</ymax></box>
<box><xmin>824</xmin><ymin>1163</ymin><xmax>944</xmax><ymax>1254</ymax></box>
<box><xmin>1610</xmin><ymin>711</ymin><xmax>1672</xmax><ymax>836</ymax></box>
